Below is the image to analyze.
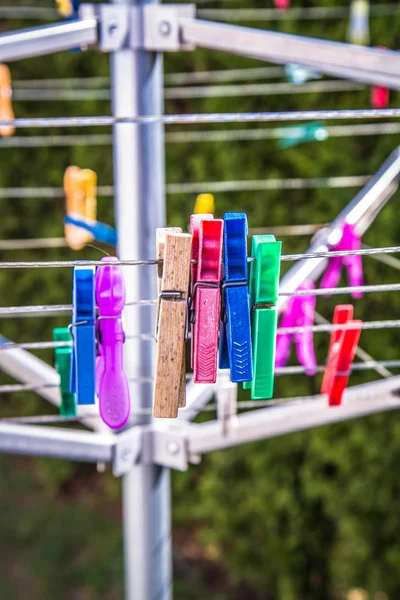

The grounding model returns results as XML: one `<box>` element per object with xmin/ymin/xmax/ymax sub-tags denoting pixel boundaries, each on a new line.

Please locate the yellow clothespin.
<box><xmin>56</xmin><ymin>0</ymin><xmax>73</xmax><ymax>17</ymax></box>
<box><xmin>0</xmin><ymin>64</ymin><xmax>15</xmax><ymax>138</ymax></box>
<box><xmin>194</xmin><ymin>193</ymin><xmax>215</xmax><ymax>215</ymax></box>
<box><xmin>64</xmin><ymin>166</ymin><xmax>97</xmax><ymax>250</ymax></box>
<box><xmin>154</xmin><ymin>230</ymin><xmax>192</xmax><ymax>418</ymax></box>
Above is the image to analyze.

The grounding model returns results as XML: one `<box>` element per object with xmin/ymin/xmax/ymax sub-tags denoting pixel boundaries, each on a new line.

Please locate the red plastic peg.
<box><xmin>321</xmin><ymin>305</ymin><xmax>362</xmax><ymax>406</ymax></box>
<box><xmin>275</xmin><ymin>0</ymin><xmax>290</xmax><ymax>9</ymax></box>
<box><xmin>371</xmin><ymin>47</ymin><xmax>390</xmax><ymax>109</ymax></box>
<box><xmin>192</xmin><ymin>218</ymin><xmax>223</xmax><ymax>383</ymax></box>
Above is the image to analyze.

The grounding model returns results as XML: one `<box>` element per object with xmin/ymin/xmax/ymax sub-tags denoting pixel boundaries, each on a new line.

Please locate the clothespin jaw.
<box><xmin>219</xmin><ymin>213</ymin><xmax>252</xmax><ymax>382</ymax></box>
<box><xmin>154</xmin><ymin>231</ymin><xmax>192</xmax><ymax>418</ymax></box>
<box><xmin>95</xmin><ymin>257</ymin><xmax>130</xmax><ymax>429</ymax></box>
<box><xmin>278</xmin><ymin>122</ymin><xmax>328</xmax><ymax>149</ymax></box>
<box><xmin>243</xmin><ymin>235</ymin><xmax>282</xmax><ymax>399</ymax></box>
<box><xmin>156</xmin><ymin>227</ymin><xmax>186</xmax><ymax>410</ymax></box>
<box><xmin>53</xmin><ymin>328</ymin><xmax>76</xmax><ymax>417</ymax></box>
<box><xmin>275</xmin><ymin>280</ymin><xmax>317</xmax><ymax>376</ymax></box>
<box><xmin>194</xmin><ymin>193</ymin><xmax>215</xmax><ymax>215</ymax></box>
<box><xmin>70</xmin><ymin>266</ymin><xmax>96</xmax><ymax>405</ymax></box>
<box><xmin>348</xmin><ymin>0</ymin><xmax>370</xmax><ymax>45</ymax></box>
<box><xmin>0</xmin><ymin>64</ymin><xmax>15</xmax><ymax>138</ymax></box>
<box><xmin>192</xmin><ymin>218</ymin><xmax>224</xmax><ymax>384</ymax></box>
<box><xmin>320</xmin><ymin>222</ymin><xmax>363</xmax><ymax>299</ymax></box>
<box><xmin>321</xmin><ymin>305</ymin><xmax>362</xmax><ymax>406</ymax></box>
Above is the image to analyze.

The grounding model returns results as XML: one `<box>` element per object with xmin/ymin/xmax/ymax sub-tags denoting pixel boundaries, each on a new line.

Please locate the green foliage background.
<box><xmin>1</xmin><ymin>1</ymin><xmax>400</xmax><ymax>598</ymax></box>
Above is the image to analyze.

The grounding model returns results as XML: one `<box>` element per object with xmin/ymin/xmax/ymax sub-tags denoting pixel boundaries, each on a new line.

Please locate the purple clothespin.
<box><xmin>95</xmin><ymin>256</ymin><xmax>130</xmax><ymax>429</ymax></box>
<box><xmin>320</xmin><ymin>222</ymin><xmax>363</xmax><ymax>299</ymax></box>
<box><xmin>275</xmin><ymin>280</ymin><xmax>317</xmax><ymax>375</ymax></box>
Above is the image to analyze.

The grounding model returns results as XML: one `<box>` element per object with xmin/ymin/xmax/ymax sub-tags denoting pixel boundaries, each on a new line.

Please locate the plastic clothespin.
<box><xmin>189</xmin><ymin>213</ymin><xmax>213</xmax><ymax>370</ymax></box>
<box><xmin>275</xmin><ymin>280</ymin><xmax>317</xmax><ymax>376</ymax></box>
<box><xmin>95</xmin><ymin>257</ymin><xmax>130</xmax><ymax>429</ymax></box>
<box><xmin>348</xmin><ymin>0</ymin><xmax>370</xmax><ymax>46</ymax></box>
<box><xmin>64</xmin><ymin>166</ymin><xmax>95</xmax><ymax>250</ymax></box>
<box><xmin>194</xmin><ymin>193</ymin><xmax>215</xmax><ymax>215</ymax></box>
<box><xmin>156</xmin><ymin>227</ymin><xmax>186</xmax><ymax>410</ymax></box>
<box><xmin>70</xmin><ymin>266</ymin><xmax>96</xmax><ymax>405</ymax></box>
<box><xmin>320</xmin><ymin>222</ymin><xmax>363</xmax><ymax>299</ymax></box>
<box><xmin>274</xmin><ymin>0</ymin><xmax>290</xmax><ymax>9</ymax></box>
<box><xmin>191</xmin><ymin>218</ymin><xmax>224</xmax><ymax>384</ymax></box>
<box><xmin>371</xmin><ymin>47</ymin><xmax>389</xmax><ymax>109</ymax></box>
<box><xmin>321</xmin><ymin>305</ymin><xmax>362</xmax><ymax>406</ymax></box>
<box><xmin>53</xmin><ymin>328</ymin><xmax>76</xmax><ymax>417</ymax></box>
<box><xmin>278</xmin><ymin>122</ymin><xmax>328</xmax><ymax>149</ymax></box>
<box><xmin>243</xmin><ymin>235</ymin><xmax>282</xmax><ymax>400</ymax></box>
<box><xmin>154</xmin><ymin>231</ymin><xmax>192</xmax><ymax>418</ymax></box>
<box><xmin>0</xmin><ymin>64</ymin><xmax>15</xmax><ymax>138</ymax></box>
<box><xmin>219</xmin><ymin>213</ymin><xmax>252</xmax><ymax>382</ymax></box>
<box><xmin>285</xmin><ymin>64</ymin><xmax>322</xmax><ymax>85</ymax></box>
<box><xmin>56</xmin><ymin>0</ymin><xmax>79</xmax><ymax>18</ymax></box>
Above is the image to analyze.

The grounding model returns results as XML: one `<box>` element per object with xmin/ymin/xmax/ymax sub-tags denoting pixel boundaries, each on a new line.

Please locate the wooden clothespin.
<box><xmin>243</xmin><ymin>235</ymin><xmax>282</xmax><ymax>400</ymax></box>
<box><xmin>0</xmin><ymin>64</ymin><xmax>15</xmax><ymax>138</ymax></box>
<box><xmin>154</xmin><ymin>230</ymin><xmax>192</xmax><ymax>418</ymax></box>
<box><xmin>191</xmin><ymin>217</ymin><xmax>223</xmax><ymax>383</ymax></box>
<box><xmin>321</xmin><ymin>304</ymin><xmax>362</xmax><ymax>406</ymax></box>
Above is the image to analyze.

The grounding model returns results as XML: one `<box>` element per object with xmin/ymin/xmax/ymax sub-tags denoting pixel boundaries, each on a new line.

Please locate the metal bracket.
<box><xmin>151</xmin><ymin>428</ymin><xmax>189</xmax><ymax>471</ymax></box>
<box><xmin>80</xmin><ymin>3</ymin><xmax>195</xmax><ymax>52</ymax></box>
<box><xmin>113</xmin><ymin>427</ymin><xmax>147</xmax><ymax>476</ymax></box>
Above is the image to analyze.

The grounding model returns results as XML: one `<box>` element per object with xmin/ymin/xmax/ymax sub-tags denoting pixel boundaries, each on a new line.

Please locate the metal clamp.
<box><xmin>188</xmin><ymin>281</ymin><xmax>220</xmax><ymax>324</ymax></box>
<box><xmin>81</xmin><ymin>3</ymin><xmax>196</xmax><ymax>52</ymax></box>
<box><xmin>220</xmin><ymin>279</ymin><xmax>248</xmax><ymax>324</ymax></box>
<box><xmin>154</xmin><ymin>290</ymin><xmax>186</xmax><ymax>342</ymax></box>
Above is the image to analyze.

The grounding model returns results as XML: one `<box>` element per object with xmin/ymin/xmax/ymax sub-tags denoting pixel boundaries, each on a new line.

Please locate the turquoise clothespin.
<box><xmin>243</xmin><ymin>235</ymin><xmax>282</xmax><ymax>400</ymax></box>
<box><xmin>348</xmin><ymin>0</ymin><xmax>370</xmax><ymax>46</ymax></box>
<box><xmin>278</xmin><ymin>122</ymin><xmax>328</xmax><ymax>149</ymax></box>
<box><xmin>53</xmin><ymin>327</ymin><xmax>76</xmax><ymax>417</ymax></box>
<box><xmin>285</xmin><ymin>63</ymin><xmax>322</xmax><ymax>85</ymax></box>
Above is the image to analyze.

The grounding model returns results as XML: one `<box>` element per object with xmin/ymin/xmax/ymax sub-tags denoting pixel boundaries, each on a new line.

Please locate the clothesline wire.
<box><xmin>2</xmin><ymin>122</ymin><xmax>400</xmax><ymax>148</ymax></box>
<box><xmin>2</xmin><ymin>109</ymin><xmax>400</xmax><ymax>129</ymax></box>
<box><xmin>0</xmin><ymin>244</ymin><xmax>396</xmax><ymax>269</ymax></box>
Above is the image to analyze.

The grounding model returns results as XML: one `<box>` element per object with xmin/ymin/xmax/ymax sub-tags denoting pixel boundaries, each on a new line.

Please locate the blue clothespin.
<box><xmin>70</xmin><ymin>266</ymin><xmax>96</xmax><ymax>405</ymax></box>
<box><xmin>64</xmin><ymin>215</ymin><xmax>117</xmax><ymax>247</ymax></box>
<box><xmin>219</xmin><ymin>213</ymin><xmax>252</xmax><ymax>382</ymax></box>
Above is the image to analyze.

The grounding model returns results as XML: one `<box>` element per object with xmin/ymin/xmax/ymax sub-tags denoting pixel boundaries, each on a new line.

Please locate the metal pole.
<box><xmin>110</xmin><ymin>1</ymin><xmax>170</xmax><ymax>599</ymax></box>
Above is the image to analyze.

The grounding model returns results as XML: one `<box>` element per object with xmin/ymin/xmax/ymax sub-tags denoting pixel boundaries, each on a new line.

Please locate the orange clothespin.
<box><xmin>0</xmin><ymin>64</ymin><xmax>15</xmax><ymax>138</ymax></box>
<box><xmin>64</xmin><ymin>166</ymin><xmax>97</xmax><ymax>250</ymax></box>
<box><xmin>153</xmin><ymin>230</ymin><xmax>192</xmax><ymax>418</ymax></box>
<box><xmin>321</xmin><ymin>305</ymin><xmax>362</xmax><ymax>406</ymax></box>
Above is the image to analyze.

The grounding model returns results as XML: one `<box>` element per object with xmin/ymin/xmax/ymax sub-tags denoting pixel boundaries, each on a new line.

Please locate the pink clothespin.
<box><xmin>275</xmin><ymin>0</ymin><xmax>290</xmax><ymax>9</ymax></box>
<box><xmin>320</xmin><ymin>222</ymin><xmax>363</xmax><ymax>299</ymax></box>
<box><xmin>275</xmin><ymin>280</ymin><xmax>317</xmax><ymax>375</ymax></box>
<box><xmin>189</xmin><ymin>213</ymin><xmax>213</xmax><ymax>370</ymax></box>
<box><xmin>371</xmin><ymin>47</ymin><xmax>390</xmax><ymax>109</ymax></box>
<box><xmin>95</xmin><ymin>256</ymin><xmax>130</xmax><ymax>429</ymax></box>
<box><xmin>191</xmin><ymin>217</ymin><xmax>223</xmax><ymax>383</ymax></box>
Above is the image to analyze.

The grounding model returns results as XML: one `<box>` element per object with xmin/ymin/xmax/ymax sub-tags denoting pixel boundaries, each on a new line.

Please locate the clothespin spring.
<box><xmin>189</xmin><ymin>281</ymin><xmax>220</xmax><ymax>324</ymax></box>
<box><xmin>220</xmin><ymin>279</ymin><xmax>248</xmax><ymax>324</ymax></box>
<box><xmin>155</xmin><ymin>290</ymin><xmax>188</xmax><ymax>342</ymax></box>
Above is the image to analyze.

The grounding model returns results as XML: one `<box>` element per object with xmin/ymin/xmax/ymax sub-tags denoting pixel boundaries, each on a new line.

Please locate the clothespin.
<box><xmin>243</xmin><ymin>235</ymin><xmax>282</xmax><ymax>400</ymax></box>
<box><xmin>95</xmin><ymin>257</ymin><xmax>130</xmax><ymax>429</ymax></box>
<box><xmin>56</xmin><ymin>0</ymin><xmax>79</xmax><ymax>18</ymax></box>
<box><xmin>64</xmin><ymin>166</ymin><xmax>117</xmax><ymax>249</ymax></box>
<box><xmin>321</xmin><ymin>305</ymin><xmax>362</xmax><ymax>406</ymax></box>
<box><xmin>70</xmin><ymin>266</ymin><xmax>96</xmax><ymax>405</ymax></box>
<box><xmin>0</xmin><ymin>64</ymin><xmax>15</xmax><ymax>138</ymax></box>
<box><xmin>285</xmin><ymin>64</ymin><xmax>322</xmax><ymax>85</ymax></box>
<box><xmin>320</xmin><ymin>222</ymin><xmax>363</xmax><ymax>299</ymax></box>
<box><xmin>154</xmin><ymin>231</ymin><xmax>192</xmax><ymax>418</ymax></box>
<box><xmin>189</xmin><ymin>213</ymin><xmax>213</xmax><ymax>369</ymax></box>
<box><xmin>219</xmin><ymin>213</ymin><xmax>252</xmax><ymax>382</ymax></box>
<box><xmin>191</xmin><ymin>218</ymin><xmax>223</xmax><ymax>384</ymax></box>
<box><xmin>156</xmin><ymin>227</ymin><xmax>186</xmax><ymax>409</ymax></box>
<box><xmin>53</xmin><ymin>328</ymin><xmax>76</xmax><ymax>417</ymax></box>
<box><xmin>348</xmin><ymin>0</ymin><xmax>370</xmax><ymax>46</ymax></box>
<box><xmin>371</xmin><ymin>47</ymin><xmax>389</xmax><ymax>109</ymax></box>
<box><xmin>274</xmin><ymin>0</ymin><xmax>290</xmax><ymax>9</ymax></box>
<box><xmin>275</xmin><ymin>280</ymin><xmax>317</xmax><ymax>376</ymax></box>
<box><xmin>194</xmin><ymin>193</ymin><xmax>215</xmax><ymax>215</ymax></box>
<box><xmin>278</xmin><ymin>122</ymin><xmax>328</xmax><ymax>149</ymax></box>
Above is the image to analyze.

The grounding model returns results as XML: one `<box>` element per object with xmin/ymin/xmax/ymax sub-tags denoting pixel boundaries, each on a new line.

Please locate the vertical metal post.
<box><xmin>110</xmin><ymin>1</ymin><xmax>170</xmax><ymax>599</ymax></box>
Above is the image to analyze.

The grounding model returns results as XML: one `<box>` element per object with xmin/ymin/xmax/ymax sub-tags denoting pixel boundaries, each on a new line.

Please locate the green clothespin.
<box><xmin>243</xmin><ymin>235</ymin><xmax>282</xmax><ymax>400</ymax></box>
<box><xmin>53</xmin><ymin>327</ymin><xmax>76</xmax><ymax>417</ymax></box>
<box><xmin>278</xmin><ymin>122</ymin><xmax>328</xmax><ymax>149</ymax></box>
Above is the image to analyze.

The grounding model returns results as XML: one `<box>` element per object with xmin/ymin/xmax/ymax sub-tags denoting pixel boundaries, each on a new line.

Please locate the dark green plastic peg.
<box><xmin>53</xmin><ymin>327</ymin><xmax>77</xmax><ymax>417</ymax></box>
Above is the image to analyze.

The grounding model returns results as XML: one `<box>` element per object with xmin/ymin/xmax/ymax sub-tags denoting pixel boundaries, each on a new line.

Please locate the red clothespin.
<box><xmin>189</xmin><ymin>213</ymin><xmax>213</xmax><ymax>370</ymax></box>
<box><xmin>371</xmin><ymin>47</ymin><xmax>390</xmax><ymax>109</ymax></box>
<box><xmin>275</xmin><ymin>0</ymin><xmax>290</xmax><ymax>9</ymax></box>
<box><xmin>191</xmin><ymin>217</ymin><xmax>223</xmax><ymax>383</ymax></box>
<box><xmin>321</xmin><ymin>305</ymin><xmax>362</xmax><ymax>407</ymax></box>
